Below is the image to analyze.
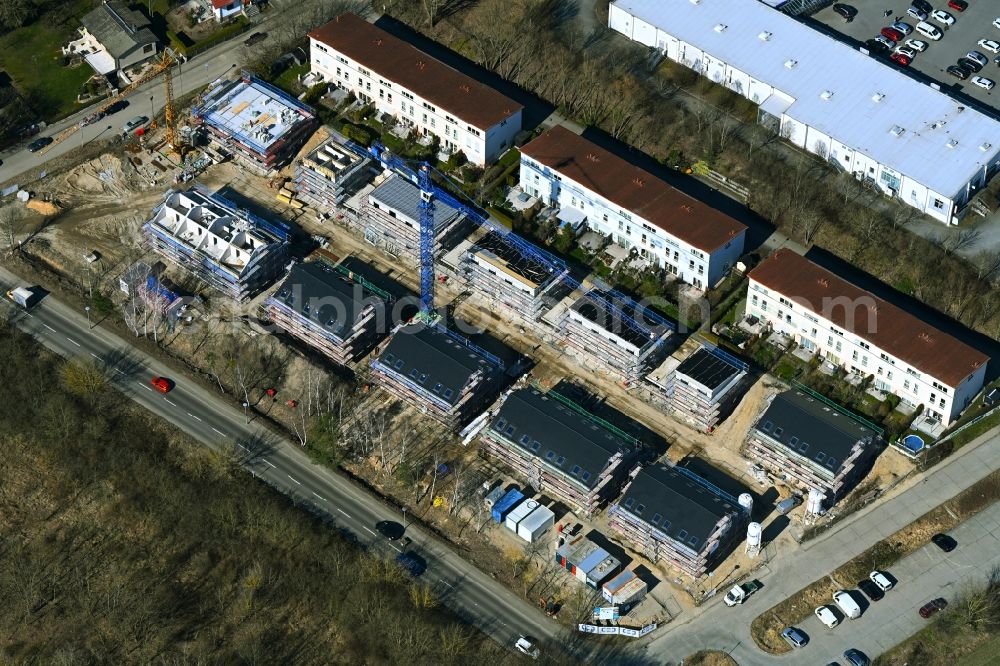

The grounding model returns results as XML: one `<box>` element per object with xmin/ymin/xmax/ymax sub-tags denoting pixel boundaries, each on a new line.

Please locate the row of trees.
<box><xmin>382</xmin><ymin>0</ymin><xmax>1000</xmax><ymax>342</ymax></box>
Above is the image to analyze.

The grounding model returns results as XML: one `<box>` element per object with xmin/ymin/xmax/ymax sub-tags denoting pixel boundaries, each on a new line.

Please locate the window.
<box><xmin>519</xmin><ymin>434</ymin><xmax>530</xmax><ymax>445</ymax></box>
<box><xmin>789</xmin><ymin>436</ymin><xmax>799</xmax><ymax>446</ymax></box>
<box><xmin>444</xmin><ymin>388</ymin><xmax>454</xmax><ymax>399</ymax></box>
<box><xmin>402</xmin><ymin>91</ymin><xmax>413</xmax><ymax>100</ymax></box>
<box><xmin>624</xmin><ymin>497</ymin><xmax>635</xmax><ymax>509</ymax></box>
<box><xmin>773</xmin><ymin>427</ymin><xmax>784</xmax><ymax>437</ymax></box>
<box><xmin>531</xmin><ymin>441</ymin><xmax>540</xmax><ymax>452</ymax></box>
<box><xmin>394</xmin><ymin>359</ymin><xmax>405</xmax><ymax>370</ymax></box>
<box><xmin>571</xmin><ymin>465</ymin><xmax>581</xmax><ymax>476</ymax></box>
<box><xmin>816</xmin><ymin>452</ymin><xmax>826</xmax><ymax>463</ymax></box>
<box><xmin>581</xmin><ymin>471</ymin><xmax>591</xmax><ymax>482</ymax></box>
<box><xmin>859</xmin><ymin>341</ymin><xmax>870</xmax><ymax>350</ymax></box>
<box><xmin>762</xmin><ymin>421</ymin><xmax>773</xmax><ymax>432</ymax></box>
<box><xmin>556</xmin><ymin>456</ymin><xmax>566</xmax><ymax>466</ymax></box>
<box><xmin>651</xmin><ymin>512</ymin><xmax>662</xmax><ymax>525</ymax></box>
<box><xmin>933</xmin><ymin>198</ymin><xmax>945</xmax><ymax>210</ymax></box>
<box><xmin>545</xmin><ymin>450</ymin><xmax>556</xmax><ymax>460</ymax></box>
<box><xmin>677</xmin><ymin>529</ymin><xmax>688</xmax><ymax>540</ymax></box>
<box><xmin>661</xmin><ymin>520</ymin><xmax>671</xmax><ymax>531</ymax></box>
<box><xmin>496</xmin><ymin>418</ymin><xmax>506</xmax><ymax>430</ymax></box>
<box><xmin>409</xmin><ymin>369</ymin><xmax>419</xmax><ymax>379</ymax></box>
<box><xmin>826</xmin><ymin>457</ymin><xmax>837</xmax><ymax>469</ymax></box>
<box><xmin>635</xmin><ymin>503</ymin><xmax>645</xmax><ymax>514</ymax></box>
<box><xmin>384</xmin><ymin>353</ymin><xmax>395</xmax><ymax>364</ymax></box>
<box><xmin>688</xmin><ymin>536</ymin><xmax>699</xmax><ymax>547</ymax></box>
<box><xmin>798</xmin><ymin>441</ymin><xmax>809</xmax><ymax>453</ymax></box>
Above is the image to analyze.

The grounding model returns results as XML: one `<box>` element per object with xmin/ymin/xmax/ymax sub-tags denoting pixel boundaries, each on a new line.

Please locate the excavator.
<box><xmin>40</xmin><ymin>48</ymin><xmax>182</xmax><ymax>155</ymax></box>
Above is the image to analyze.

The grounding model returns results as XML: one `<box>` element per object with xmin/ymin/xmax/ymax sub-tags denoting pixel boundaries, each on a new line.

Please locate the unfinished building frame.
<box><xmin>294</xmin><ymin>131</ymin><xmax>372</xmax><ymax>210</ymax></box>
<box><xmin>657</xmin><ymin>344</ymin><xmax>748</xmax><ymax>432</ymax></box>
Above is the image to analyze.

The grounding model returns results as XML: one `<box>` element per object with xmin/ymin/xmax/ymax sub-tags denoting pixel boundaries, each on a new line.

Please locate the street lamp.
<box><xmin>242</xmin><ymin>400</ymin><xmax>249</xmax><ymax>424</ymax></box>
<box><xmin>84</xmin><ymin>305</ymin><xmax>92</xmax><ymax>329</ymax></box>
<box><xmin>149</xmin><ymin>94</ymin><xmax>154</xmax><ymax>120</ymax></box>
<box><xmin>401</xmin><ymin>505</ymin><xmax>408</xmax><ymax>529</ymax></box>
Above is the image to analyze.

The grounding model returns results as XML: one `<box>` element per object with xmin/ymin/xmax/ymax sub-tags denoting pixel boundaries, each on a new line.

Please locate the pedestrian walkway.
<box><xmin>642</xmin><ymin>427</ymin><xmax>1000</xmax><ymax>665</ymax></box>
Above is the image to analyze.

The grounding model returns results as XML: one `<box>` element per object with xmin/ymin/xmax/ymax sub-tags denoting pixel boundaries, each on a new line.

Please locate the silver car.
<box><xmin>122</xmin><ymin>115</ymin><xmax>149</xmax><ymax>134</ymax></box>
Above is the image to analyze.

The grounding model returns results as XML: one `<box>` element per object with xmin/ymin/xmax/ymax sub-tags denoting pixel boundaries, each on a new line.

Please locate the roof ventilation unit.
<box><xmin>820</xmin><ymin>90</ymin><xmax>833</xmax><ymax>100</ymax></box>
<box><xmin>784</xmin><ymin>59</ymin><xmax>798</xmax><ymax>69</ymax></box>
<box><xmin>759</xmin><ymin>31</ymin><xmax>773</xmax><ymax>41</ymax></box>
<box><xmin>872</xmin><ymin>92</ymin><xmax>885</xmax><ymax>102</ymax></box>
<box><xmin>890</xmin><ymin>125</ymin><xmax>905</xmax><ymax>137</ymax></box>
<box><xmin>981</xmin><ymin>142</ymin><xmax>993</xmax><ymax>152</ymax></box>
<box><xmin>946</xmin><ymin>138</ymin><xmax>958</xmax><ymax>148</ymax></box>
<box><xmin>714</xmin><ymin>23</ymin><xmax>728</xmax><ymax>33</ymax></box>
<box><xmin>690</xmin><ymin>0</ymin><xmax>702</xmax><ymax>4</ymax></box>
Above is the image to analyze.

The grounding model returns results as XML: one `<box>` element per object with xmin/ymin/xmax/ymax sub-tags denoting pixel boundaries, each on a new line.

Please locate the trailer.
<box><xmin>491</xmin><ymin>489</ymin><xmax>524</xmax><ymax>523</ymax></box>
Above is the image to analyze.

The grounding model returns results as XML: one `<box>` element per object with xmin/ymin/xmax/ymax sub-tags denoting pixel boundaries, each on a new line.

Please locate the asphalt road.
<box><xmin>0</xmin><ymin>265</ymin><xmax>605</xmax><ymax>662</ymax></box>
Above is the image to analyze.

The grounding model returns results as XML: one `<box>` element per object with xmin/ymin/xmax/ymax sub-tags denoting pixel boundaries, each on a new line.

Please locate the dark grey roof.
<box><xmin>488</xmin><ymin>388</ymin><xmax>636</xmax><ymax>490</ymax></box>
<box><xmin>377</xmin><ymin>323</ymin><xmax>500</xmax><ymax>406</ymax></box>
<box><xmin>81</xmin><ymin>1</ymin><xmax>157</xmax><ymax>59</ymax></box>
<box><xmin>569</xmin><ymin>291</ymin><xmax>666</xmax><ymax>349</ymax></box>
<box><xmin>754</xmin><ymin>390</ymin><xmax>877</xmax><ymax>476</ymax></box>
<box><xmin>271</xmin><ymin>261</ymin><xmax>386</xmax><ymax>339</ymax></box>
<box><xmin>618</xmin><ymin>464</ymin><xmax>738</xmax><ymax>549</ymax></box>
<box><xmin>369</xmin><ymin>174</ymin><xmax>461</xmax><ymax>231</ymax></box>
<box><xmin>676</xmin><ymin>348</ymin><xmax>741</xmax><ymax>390</ymax></box>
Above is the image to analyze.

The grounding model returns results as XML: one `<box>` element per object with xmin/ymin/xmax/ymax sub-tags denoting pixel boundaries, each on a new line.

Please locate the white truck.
<box><xmin>5</xmin><ymin>286</ymin><xmax>37</xmax><ymax>309</ymax></box>
<box><xmin>724</xmin><ymin>580</ymin><xmax>762</xmax><ymax>606</ymax></box>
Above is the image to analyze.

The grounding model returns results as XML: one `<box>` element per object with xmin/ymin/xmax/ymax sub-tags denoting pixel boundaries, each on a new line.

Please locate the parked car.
<box><xmin>80</xmin><ymin>110</ymin><xmax>104</xmax><ymax>127</ymax></box>
<box><xmin>978</xmin><ymin>39</ymin><xmax>1000</xmax><ymax>54</ymax></box>
<box><xmin>890</xmin><ymin>51</ymin><xmax>912</xmax><ymax>66</ymax></box>
<box><xmin>947</xmin><ymin>0</ymin><xmax>968</xmax><ymax>11</ymax></box>
<box><xmin>150</xmin><ymin>376</ymin><xmax>172</xmax><ymax>393</ymax></box>
<box><xmin>966</xmin><ymin>50</ymin><xmax>989</xmax><ymax>66</ymax></box>
<box><xmin>919</xmin><ymin>597</ymin><xmax>948</xmax><ymax>618</ymax></box>
<box><xmin>844</xmin><ymin>648</ymin><xmax>872</xmax><ymax>666</ymax></box>
<box><xmin>911</xmin><ymin>0</ymin><xmax>932</xmax><ymax>12</ymax></box>
<box><xmin>931</xmin><ymin>9</ymin><xmax>955</xmax><ymax>26</ymax></box>
<box><xmin>375</xmin><ymin>520</ymin><xmax>405</xmax><ymax>540</ymax></box>
<box><xmin>905</xmin><ymin>38</ymin><xmax>929</xmax><ymax>51</ymax></box>
<box><xmin>874</xmin><ymin>35</ymin><xmax>896</xmax><ymax>50</ymax></box>
<box><xmin>858</xmin><ymin>578</ymin><xmax>886</xmax><ymax>601</ymax></box>
<box><xmin>915</xmin><ymin>21</ymin><xmax>943</xmax><ymax>40</ymax></box>
<box><xmin>775</xmin><ymin>495</ymin><xmax>803</xmax><ymax>515</ymax></box>
<box><xmin>26</xmin><ymin>136</ymin><xmax>52</xmax><ymax>152</ymax></box>
<box><xmin>833</xmin><ymin>3</ymin><xmax>857</xmax><ymax>20</ymax></box>
<box><xmin>931</xmin><ymin>533</ymin><xmax>957</xmax><ymax>551</ymax></box>
<box><xmin>870</xmin><ymin>570</ymin><xmax>894</xmax><ymax>592</ymax></box>
<box><xmin>906</xmin><ymin>7</ymin><xmax>928</xmax><ymax>21</ymax></box>
<box><xmin>244</xmin><ymin>31</ymin><xmax>267</xmax><ymax>46</ymax></box>
<box><xmin>105</xmin><ymin>99</ymin><xmax>129</xmax><ymax>115</ymax></box>
<box><xmin>994</xmin><ymin>17</ymin><xmax>1000</xmax><ymax>30</ymax></box>
<box><xmin>815</xmin><ymin>605</ymin><xmax>840</xmax><ymax>628</ymax></box>
<box><xmin>972</xmin><ymin>75</ymin><xmax>995</xmax><ymax>90</ymax></box>
<box><xmin>514</xmin><ymin>636</ymin><xmax>540</xmax><ymax>660</ymax></box>
<box><xmin>881</xmin><ymin>26</ymin><xmax>905</xmax><ymax>42</ymax></box>
<box><xmin>833</xmin><ymin>590</ymin><xmax>862</xmax><ymax>619</ymax></box>
<box><xmin>122</xmin><ymin>115</ymin><xmax>149</xmax><ymax>134</ymax></box>
<box><xmin>890</xmin><ymin>21</ymin><xmax>913</xmax><ymax>35</ymax></box>
<box><xmin>958</xmin><ymin>57</ymin><xmax>984</xmax><ymax>73</ymax></box>
<box><xmin>781</xmin><ymin>626</ymin><xmax>808</xmax><ymax>648</ymax></box>
<box><xmin>947</xmin><ymin>64</ymin><xmax>972</xmax><ymax>79</ymax></box>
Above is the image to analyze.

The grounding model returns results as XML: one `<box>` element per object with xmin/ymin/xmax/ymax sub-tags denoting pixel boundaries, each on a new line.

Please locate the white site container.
<box><xmin>516</xmin><ymin>505</ymin><xmax>555</xmax><ymax>542</ymax></box>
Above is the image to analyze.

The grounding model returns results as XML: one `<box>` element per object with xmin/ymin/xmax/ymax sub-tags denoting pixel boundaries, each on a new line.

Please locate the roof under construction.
<box><xmin>270</xmin><ymin>261</ymin><xmax>387</xmax><ymax>339</ymax></box>
<box><xmin>676</xmin><ymin>348</ymin><xmax>742</xmax><ymax>391</ymax></box>
<box><xmin>471</xmin><ymin>231</ymin><xmax>557</xmax><ymax>287</ymax></box>
<box><xmin>569</xmin><ymin>291</ymin><xmax>666</xmax><ymax>349</ymax></box>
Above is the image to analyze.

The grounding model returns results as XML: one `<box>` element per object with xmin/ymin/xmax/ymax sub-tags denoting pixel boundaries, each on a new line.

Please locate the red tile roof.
<box><xmin>309</xmin><ymin>14</ymin><xmax>522</xmax><ymax>130</ymax></box>
<box><xmin>519</xmin><ymin>126</ymin><xmax>747</xmax><ymax>253</ymax></box>
<box><xmin>748</xmin><ymin>249</ymin><xmax>988</xmax><ymax>387</ymax></box>
<box><xmin>212</xmin><ymin>0</ymin><xmax>237</xmax><ymax>8</ymax></box>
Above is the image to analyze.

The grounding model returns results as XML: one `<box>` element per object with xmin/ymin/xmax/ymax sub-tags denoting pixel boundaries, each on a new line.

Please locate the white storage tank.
<box><xmin>746</xmin><ymin>521</ymin><xmax>763</xmax><ymax>552</ymax></box>
<box><xmin>505</xmin><ymin>499</ymin><xmax>539</xmax><ymax>532</ymax></box>
<box><xmin>738</xmin><ymin>493</ymin><xmax>754</xmax><ymax>515</ymax></box>
<box><xmin>807</xmin><ymin>488</ymin><xmax>825</xmax><ymax>515</ymax></box>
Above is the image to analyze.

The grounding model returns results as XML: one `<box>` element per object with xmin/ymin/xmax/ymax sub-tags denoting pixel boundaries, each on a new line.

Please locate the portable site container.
<box><xmin>505</xmin><ymin>499</ymin><xmax>539</xmax><ymax>532</ymax></box>
<box><xmin>484</xmin><ymin>485</ymin><xmax>506</xmax><ymax>508</ymax></box>
<box><xmin>517</xmin><ymin>505</ymin><xmax>555</xmax><ymax>543</ymax></box>
<box><xmin>491</xmin><ymin>489</ymin><xmax>524</xmax><ymax>523</ymax></box>
<box><xmin>578</xmin><ymin>547</ymin><xmax>620</xmax><ymax>588</ymax></box>
<box><xmin>602</xmin><ymin>570</ymin><xmax>648</xmax><ymax>606</ymax></box>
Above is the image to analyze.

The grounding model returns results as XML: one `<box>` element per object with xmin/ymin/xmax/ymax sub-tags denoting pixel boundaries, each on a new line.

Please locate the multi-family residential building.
<box><xmin>608</xmin><ymin>462</ymin><xmax>746</xmax><ymax>578</ymax></box>
<box><xmin>308</xmin><ymin>13</ymin><xmax>523</xmax><ymax>166</ymax></box>
<box><xmin>71</xmin><ymin>0</ymin><xmax>159</xmax><ymax>81</ymax></box>
<box><xmin>608</xmin><ymin>0</ymin><xmax>1000</xmax><ymax>224</ymax></box>
<box><xmin>747</xmin><ymin>250</ymin><xmax>988</xmax><ymax>425</ymax></box>
<box><xmin>480</xmin><ymin>388</ymin><xmax>642</xmax><ymax>516</ymax></box>
<box><xmin>519</xmin><ymin>126</ymin><xmax>746</xmax><ymax>288</ymax></box>
<box><xmin>746</xmin><ymin>389</ymin><xmax>881</xmax><ymax>502</ymax></box>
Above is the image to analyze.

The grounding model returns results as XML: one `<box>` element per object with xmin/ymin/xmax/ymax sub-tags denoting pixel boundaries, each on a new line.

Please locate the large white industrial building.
<box><xmin>309</xmin><ymin>13</ymin><xmax>522</xmax><ymax>166</ymax></box>
<box><xmin>608</xmin><ymin>0</ymin><xmax>1000</xmax><ymax>224</ymax></box>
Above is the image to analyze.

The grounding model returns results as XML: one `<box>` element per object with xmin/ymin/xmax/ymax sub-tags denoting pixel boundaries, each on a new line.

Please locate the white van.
<box><xmin>915</xmin><ymin>21</ymin><xmax>942</xmax><ymax>41</ymax></box>
<box><xmin>833</xmin><ymin>590</ymin><xmax>862</xmax><ymax>619</ymax></box>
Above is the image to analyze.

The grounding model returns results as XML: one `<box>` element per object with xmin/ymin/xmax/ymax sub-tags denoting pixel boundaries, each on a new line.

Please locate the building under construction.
<box><xmin>480</xmin><ymin>387</ymin><xmax>642</xmax><ymax>516</ymax></box>
<box><xmin>264</xmin><ymin>259</ymin><xmax>391</xmax><ymax>366</ymax></box>
<box><xmin>143</xmin><ymin>185</ymin><xmax>290</xmax><ymax>301</ymax></box>
<box><xmin>462</xmin><ymin>231</ymin><xmax>564</xmax><ymax>321</ymax></box>
<box><xmin>370</xmin><ymin>322</ymin><xmax>504</xmax><ymax>429</ymax></box>
<box><xmin>294</xmin><ymin>131</ymin><xmax>372</xmax><ymax>210</ymax></box>
<box><xmin>193</xmin><ymin>72</ymin><xmax>318</xmax><ymax>171</ymax></box>
<box><xmin>561</xmin><ymin>291</ymin><xmax>671</xmax><ymax>383</ymax></box>
<box><xmin>608</xmin><ymin>462</ymin><xmax>746</xmax><ymax>578</ymax></box>
<box><xmin>657</xmin><ymin>345</ymin><xmax>748</xmax><ymax>432</ymax></box>
<box><xmin>357</xmin><ymin>173</ymin><xmax>463</xmax><ymax>264</ymax></box>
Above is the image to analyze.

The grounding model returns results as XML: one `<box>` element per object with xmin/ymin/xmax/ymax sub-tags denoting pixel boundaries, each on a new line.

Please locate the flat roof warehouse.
<box><xmin>610</xmin><ymin>0</ymin><xmax>1000</xmax><ymax>200</ymax></box>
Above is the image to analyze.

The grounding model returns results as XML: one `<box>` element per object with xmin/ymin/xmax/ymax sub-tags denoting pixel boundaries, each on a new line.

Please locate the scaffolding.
<box><xmin>294</xmin><ymin>132</ymin><xmax>372</xmax><ymax>210</ymax></box>
<box><xmin>663</xmin><ymin>345</ymin><xmax>748</xmax><ymax>432</ymax></box>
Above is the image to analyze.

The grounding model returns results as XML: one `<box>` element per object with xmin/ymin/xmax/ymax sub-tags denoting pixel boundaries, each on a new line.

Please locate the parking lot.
<box><xmin>812</xmin><ymin>0</ymin><xmax>1000</xmax><ymax>114</ymax></box>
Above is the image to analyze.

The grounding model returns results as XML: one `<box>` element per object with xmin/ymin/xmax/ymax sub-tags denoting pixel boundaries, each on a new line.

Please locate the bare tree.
<box><xmin>0</xmin><ymin>205</ymin><xmax>21</xmax><ymax>256</ymax></box>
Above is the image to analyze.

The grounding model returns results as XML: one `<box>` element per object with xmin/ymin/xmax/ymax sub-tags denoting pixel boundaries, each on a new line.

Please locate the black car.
<box><xmin>947</xmin><ymin>65</ymin><xmax>972</xmax><ymax>80</ymax></box>
<box><xmin>857</xmin><ymin>579</ymin><xmax>885</xmax><ymax>602</ymax></box>
<box><xmin>375</xmin><ymin>520</ymin><xmax>405</xmax><ymax>540</ymax></box>
<box><xmin>105</xmin><ymin>99</ymin><xmax>129</xmax><ymax>115</ymax></box>
<box><xmin>958</xmin><ymin>57</ymin><xmax>985</xmax><ymax>73</ymax></box>
<box><xmin>931</xmin><ymin>533</ymin><xmax>957</xmax><ymax>552</ymax></box>
<box><xmin>911</xmin><ymin>0</ymin><xmax>932</xmax><ymax>13</ymax></box>
<box><xmin>844</xmin><ymin>648</ymin><xmax>871</xmax><ymax>666</ymax></box>
<box><xmin>26</xmin><ymin>136</ymin><xmax>52</xmax><ymax>152</ymax></box>
<box><xmin>864</xmin><ymin>39</ymin><xmax>890</xmax><ymax>57</ymax></box>
<box><xmin>833</xmin><ymin>3</ymin><xmax>857</xmax><ymax>21</ymax></box>
<box><xmin>244</xmin><ymin>31</ymin><xmax>267</xmax><ymax>46</ymax></box>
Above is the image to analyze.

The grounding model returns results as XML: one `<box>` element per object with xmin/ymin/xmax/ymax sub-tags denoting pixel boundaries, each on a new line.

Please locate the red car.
<box><xmin>881</xmin><ymin>27</ymin><xmax>905</xmax><ymax>42</ymax></box>
<box><xmin>151</xmin><ymin>376</ymin><xmax>172</xmax><ymax>393</ymax></box>
<box><xmin>947</xmin><ymin>0</ymin><xmax>968</xmax><ymax>11</ymax></box>
<box><xmin>919</xmin><ymin>598</ymin><xmax>948</xmax><ymax>618</ymax></box>
<box><xmin>890</xmin><ymin>52</ymin><xmax>911</xmax><ymax>66</ymax></box>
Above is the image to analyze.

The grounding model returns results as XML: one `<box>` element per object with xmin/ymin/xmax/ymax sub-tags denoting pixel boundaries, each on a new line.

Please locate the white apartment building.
<box><xmin>520</xmin><ymin>126</ymin><xmax>746</xmax><ymax>288</ymax></box>
<box><xmin>309</xmin><ymin>13</ymin><xmax>522</xmax><ymax>167</ymax></box>
<box><xmin>747</xmin><ymin>250</ymin><xmax>988</xmax><ymax>425</ymax></box>
<box><xmin>608</xmin><ymin>0</ymin><xmax>1000</xmax><ymax>224</ymax></box>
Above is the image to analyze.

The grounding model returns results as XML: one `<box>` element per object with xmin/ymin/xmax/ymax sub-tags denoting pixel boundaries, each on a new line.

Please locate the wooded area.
<box><xmin>0</xmin><ymin>318</ymin><xmax>531</xmax><ymax>664</ymax></box>
<box><xmin>381</xmin><ymin>0</ymin><xmax>1000</xmax><ymax>342</ymax></box>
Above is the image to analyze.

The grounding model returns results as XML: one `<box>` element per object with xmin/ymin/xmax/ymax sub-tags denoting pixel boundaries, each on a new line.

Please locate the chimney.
<box><xmin>416</xmin><ymin>60</ymin><xmax>427</xmax><ymax>70</ymax></box>
<box><xmin>818</xmin><ymin>278</ymin><xmax>829</xmax><ymax>288</ymax></box>
<box><xmin>633</xmin><ymin>177</ymin><xmax>645</xmax><ymax>187</ymax></box>
<box><xmin>586</xmin><ymin>153</ymin><xmax>600</xmax><ymax>162</ymax></box>
<box><xmin>373</xmin><ymin>39</ymin><xmax>383</xmax><ymax>46</ymax></box>
<box><xmin>459</xmin><ymin>84</ymin><xmax>471</xmax><ymax>93</ymax></box>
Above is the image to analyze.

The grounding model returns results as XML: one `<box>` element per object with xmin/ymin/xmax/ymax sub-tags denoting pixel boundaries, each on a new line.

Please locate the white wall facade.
<box><xmin>607</xmin><ymin>3</ymin><xmax>990</xmax><ymax>225</ymax></box>
<box><xmin>746</xmin><ymin>278</ymin><xmax>984</xmax><ymax>424</ymax></box>
<box><xmin>519</xmin><ymin>156</ymin><xmax>744</xmax><ymax>289</ymax></box>
<box><xmin>310</xmin><ymin>39</ymin><xmax>520</xmax><ymax>166</ymax></box>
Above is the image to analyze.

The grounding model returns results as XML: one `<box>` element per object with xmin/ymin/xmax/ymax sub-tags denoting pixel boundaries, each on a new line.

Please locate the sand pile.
<box><xmin>58</xmin><ymin>154</ymin><xmax>144</xmax><ymax>201</ymax></box>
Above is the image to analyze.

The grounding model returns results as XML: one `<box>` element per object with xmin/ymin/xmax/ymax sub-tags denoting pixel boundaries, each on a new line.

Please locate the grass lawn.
<box><xmin>0</xmin><ymin>1</ymin><xmax>97</xmax><ymax>121</ymax></box>
<box><xmin>272</xmin><ymin>63</ymin><xmax>309</xmax><ymax>95</ymax></box>
<box><xmin>958</xmin><ymin>633</ymin><xmax>1000</xmax><ymax>666</ymax></box>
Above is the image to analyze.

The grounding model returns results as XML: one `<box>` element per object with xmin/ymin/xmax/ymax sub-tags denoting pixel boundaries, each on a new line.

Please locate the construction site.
<box><xmin>648</xmin><ymin>343</ymin><xmax>750</xmax><ymax>432</ymax></box>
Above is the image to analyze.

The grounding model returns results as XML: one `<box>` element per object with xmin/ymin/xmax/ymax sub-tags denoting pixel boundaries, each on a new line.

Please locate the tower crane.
<box><xmin>40</xmin><ymin>48</ymin><xmax>182</xmax><ymax>154</ymax></box>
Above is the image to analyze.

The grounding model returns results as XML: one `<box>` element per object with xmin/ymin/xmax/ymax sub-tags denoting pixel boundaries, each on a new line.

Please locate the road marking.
<box><xmin>439</xmin><ymin>580</ymin><xmax>454</xmax><ymax>588</ymax></box>
<box><xmin>187</xmin><ymin>412</ymin><xmax>203</xmax><ymax>422</ymax></box>
<box><xmin>66</xmin><ymin>337</ymin><xmax>81</xmax><ymax>347</ymax></box>
<box><xmin>235</xmin><ymin>442</ymin><xmax>248</xmax><ymax>451</ymax></box>
<box><xmin>389</xmin><ymin>544</ymin><xmax>402</xmax><ymax>552</ymax></box>
<box><xmin>287</xmin><ymin>474</ymin><xmax>301</xmax><ymax>485</ymax></box>
<box><xmin>140</xmin><ymin>383</ymin><xmax>153</xmax><ymax>391</ymax></box>
<box><xmin>90</xmin><ymin>352</ymin><xmax>101</xmax><ymax>360</ymax></box>
<box><xmin>262</xmin><ymin>459</ymin><xmax>276</xmax><ymax>469</ymax></box>
<box><xmin>164</xmin><ymin>398</ymin><xmax>177</xmax><ymax>406</ymax></box>
<box><xmin>43</xmin><ymin>324</ymin><xmax>56</xmax><ymax>332</ymax></box>
<box><xmin>312</xmin><ymin>492</ymin><xmax>327</xmax><ymax>501</ymax></box>
<box><xmin>212</xmin><ymin>427</ymin><xmax>226</xmax><ymax>436</ymax></box>
<box><xmin>363</xmin><ymin>526</ymin><xmax>377</xmax><ymax>535</ymax></box>
<box><xmin>337</xmin><ymin>508</ymin><xmax>350</xmax><ymax>517</ymax></box>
